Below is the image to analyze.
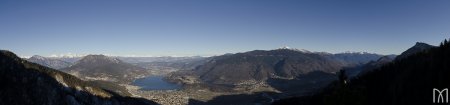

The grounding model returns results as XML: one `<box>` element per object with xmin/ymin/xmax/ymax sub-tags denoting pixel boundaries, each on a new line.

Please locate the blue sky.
<box><xmin>1</xmin><ymin>0</ymin><xmax>449</xmax><ymax>57</ymax></box>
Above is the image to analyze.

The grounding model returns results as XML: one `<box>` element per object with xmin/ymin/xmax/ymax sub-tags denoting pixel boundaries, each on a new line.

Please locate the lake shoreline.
<box><xmin>132</xmin><ymin>75</ymin><xmax>182</xmax><ymax>91</ymax></box>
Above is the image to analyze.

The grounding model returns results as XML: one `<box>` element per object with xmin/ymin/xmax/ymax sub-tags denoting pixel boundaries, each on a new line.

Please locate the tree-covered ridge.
<box><xmin>273</xmin><ymin>38</ymin><xmax>450</xmax><ymax>105</ymax></box>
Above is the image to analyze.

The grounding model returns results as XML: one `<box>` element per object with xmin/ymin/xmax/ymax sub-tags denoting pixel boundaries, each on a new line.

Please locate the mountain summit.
<box><xmin>168</xmin><ymin>49</ymin><xmax>345</xmax><ymax>92</ymax></box>
<box><xmin>74</xmin><ymin>55</ymin><xmax>122</xmax><ymax>65</ymax></box>
<box><xmin>395</xmin><ymin>42</ymin><xmax>435</xmax><ymax>60</ymax></box>
<box><xmin>27</xmin><ymin>55</ymin><xmax>71</xmax><ymax>69</ymax></box>
<box><xmin>276</xmin><ymin>46</ymin><xmax>312</xmax><ymax>53</ymax></box>
<box><xmin>62</xmin><ymin>55</ymin><xmax>149</xmax><ymax>84</ymax></box>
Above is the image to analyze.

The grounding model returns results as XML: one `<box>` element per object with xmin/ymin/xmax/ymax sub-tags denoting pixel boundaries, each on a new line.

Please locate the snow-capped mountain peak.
<box><xmin>276</xmin><ymin>46</ymin><xmax>312</xmax><ymax>53</ymax></box>
<box><xmin>49</xmin><ymin>53</ymin><xmax>87</xmax><ymax>58</ymax></box>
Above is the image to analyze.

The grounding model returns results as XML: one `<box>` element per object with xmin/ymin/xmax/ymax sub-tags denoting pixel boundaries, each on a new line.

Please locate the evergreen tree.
<box><xmin>338</xmin><ymin>69</ymin><xmax>348</xmax><ymax>85</ymax></box>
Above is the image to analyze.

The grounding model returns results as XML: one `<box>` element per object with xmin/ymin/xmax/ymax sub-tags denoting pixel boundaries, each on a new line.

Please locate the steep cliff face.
<box><xmin>0</xmin><ymin>50</ymin><xmax>158</xmax><ymax>105</ymax></box>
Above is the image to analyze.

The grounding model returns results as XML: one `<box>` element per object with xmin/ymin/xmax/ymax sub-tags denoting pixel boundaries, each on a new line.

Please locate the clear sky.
<box><xmin>1</xmin><ymin>0</ymin><xmax>449</xmax><ymax>57</ymax></box>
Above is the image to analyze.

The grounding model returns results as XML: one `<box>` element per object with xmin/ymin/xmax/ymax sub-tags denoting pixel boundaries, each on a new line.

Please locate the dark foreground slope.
<box><xmin>273</xmin><ymin>39</ymin><xmax>450</xmax><ymax>105</ymax></box>
<box><xmin>0</xmin><ymin>50</ymin><xmax>157</xmax><ymax>105</ymax></box>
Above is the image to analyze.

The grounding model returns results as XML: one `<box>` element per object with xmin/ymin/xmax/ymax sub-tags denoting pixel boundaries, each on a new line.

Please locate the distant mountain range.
<box><xmin>196</xmin><ymin>49</ymin><xmax>345</xmax><ymax>84</ymax></box>
<box><xmin>61</xmin><ymin>55</ymin><xmax>149</xmax><ymax>84</ymax></box>
<box><xmin>117</xmin><ymin>56</ymin><xmax>206</xmax><ymax>64</ymax></box>
<box><xmin>0</xmin><ymin>50</ymin><xmax>157</xmax><ymax>105</ymax></box>
<box><xmin>167</xmin><ymin>47</ymin><xmax>392</xmax><ymax>94</ymax></box>
<box><xmin>27</xmin><ymin>55</ymin><xmax>72</xmax><ymax>69</ymax></box>
<box><xmin>25</xmin><ymin>55</ymin><xmax>207</xmax><ymax>71</ymax></box>
<box><xmin>344</xmin><ymin>42</ymin><xmax>434</xmax><ymax>78</ymax></box>
<box><xmin>331</xmin><ymin>52</ymin><xmax>395</xmax><ymax>66</ymax></box>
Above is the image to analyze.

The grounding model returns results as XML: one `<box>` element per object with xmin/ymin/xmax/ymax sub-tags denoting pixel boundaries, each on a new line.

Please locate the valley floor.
<box><xmin>124</xmin><ymin>83</ymin><xmax>279</xmax><ymax>105</ymax></box>
<box><xmin>124</xmin><ymin>84</ymin><xmax>234</xmax><ymax>105</ymax></box>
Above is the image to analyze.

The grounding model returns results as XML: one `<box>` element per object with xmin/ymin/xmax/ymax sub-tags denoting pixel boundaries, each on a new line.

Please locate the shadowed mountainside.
<box><xmin>188</xmin><ymin>49</ymin><xmax>345</xmax><ymax>85</ymax></box>
<box><xmin>0</xmin><ymin>50</ymin><xmax>158</xmax><ymax>105</ymax></box>
<box><xmin>395</xmin><ymin>42</ymin><xmax>435</xmax><ymax>60</ymax></box>
<box><xmin>273</xmin><ymin>39</ymin><xmax>450</xmax><ymax>105</ymax></box>
<box><xmin>168</xmin><ymin>48</ymin><xmax>386</xmax><ymax>89</ymax></box>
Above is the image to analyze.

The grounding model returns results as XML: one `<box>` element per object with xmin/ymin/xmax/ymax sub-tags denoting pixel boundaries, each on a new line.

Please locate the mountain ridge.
<box><xmin>395</xmin><ymin>42</ymin><xmax>435</xmax><ymax>60</ymax></box>
<box><xmin>27</xmin><ymin>55</ymin><xmax>71</xmax><ymax>69</ymax></box>
<box><xmin>62</xmin><ymin>55</ymin><xmax>149</xmax><ymax>84</ymax></box>
<box><xmin>0</xmin><ymin>50</ymin><xmax>158</xmax><ymax>105</ymax></box>
<box><xmin>273</xmin><ymin>39</ymin><xmax>450</xmax><ymax>105</ymax></box>
<box><xmin>167</xmin><ymin>48</ymin><xmax>389</xmax><ymax>94</ymax></box>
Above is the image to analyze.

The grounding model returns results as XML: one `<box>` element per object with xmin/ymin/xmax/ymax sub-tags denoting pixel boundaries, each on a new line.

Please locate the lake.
<box><xmin>132</xmin><ymin>76</ymin><xmax>182</xmax><ymax>90</ymax></box>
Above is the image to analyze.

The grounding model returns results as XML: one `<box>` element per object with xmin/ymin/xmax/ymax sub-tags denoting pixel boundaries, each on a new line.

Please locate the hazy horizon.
<box><xmin>18</xmin><ymin>46</ymin><xmax>401</xmax><ymax>58</ymax></box>
<box><xmin>1</xmin><ymin>0</ymin><xmax>450</xmax><ymax>57</ymax></box>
